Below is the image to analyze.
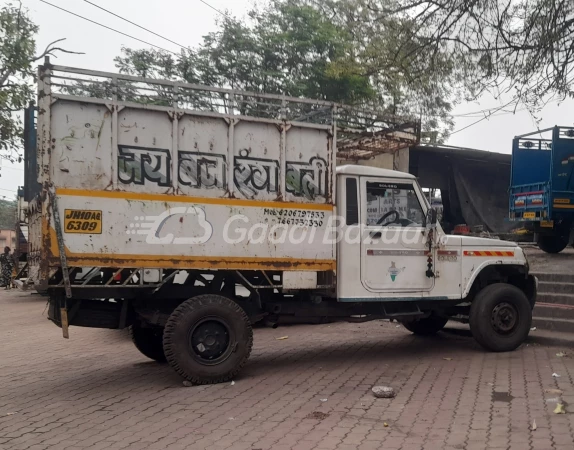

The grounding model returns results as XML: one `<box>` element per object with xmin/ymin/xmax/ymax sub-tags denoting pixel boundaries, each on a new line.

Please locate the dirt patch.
<box><xmin>305</xmin><ymin>411</ymin><xmax>330</xmax><ymax>420</ymax></box>
<box><xmin>492</xmin><ymin>391</ymin><xmax>514</xmax><ymax>403</ymax></box>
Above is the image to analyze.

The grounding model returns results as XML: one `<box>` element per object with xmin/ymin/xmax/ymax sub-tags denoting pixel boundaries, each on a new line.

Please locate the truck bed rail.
<box><xmin>44</xmin><ymin>61</ymin><xmax>419</xmax><ymax>160</ymax></box>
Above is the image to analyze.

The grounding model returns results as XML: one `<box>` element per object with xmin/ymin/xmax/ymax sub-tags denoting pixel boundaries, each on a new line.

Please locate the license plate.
<box><xmin>64</xmin><ymin>209</ymin><xmax>103</xmax><ymax>234</ymax></box>
<box><xmin>541</xmin><ymin>220</ymin><xmax>554</xmax><ymax>228</ymax></box>
<box><xmin>523</xmin><ymin>212</ymin><xmax>536</xmax><ymax>219</ymax></box>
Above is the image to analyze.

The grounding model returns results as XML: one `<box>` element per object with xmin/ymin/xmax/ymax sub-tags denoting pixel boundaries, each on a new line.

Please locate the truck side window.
<box><xmin>366</xmin><ymin>182</ymin><xmax>424</xmax><ymax>227</ymax></box>
<box><xmin>345</xmin><ymin>178</ymin><xmax>359</xmax><ymax>225</ymax></box>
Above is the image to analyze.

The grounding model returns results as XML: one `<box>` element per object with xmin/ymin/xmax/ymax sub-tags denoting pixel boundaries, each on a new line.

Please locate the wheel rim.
<box><xmin>188</xmin><ymin>317</ymin><xmax>233</xmax><ymax>365</ymax></box>
<box><xmin>491</xmin><ymin>302</ymin><xmax>518</xmax><ymax>334</ymax></box>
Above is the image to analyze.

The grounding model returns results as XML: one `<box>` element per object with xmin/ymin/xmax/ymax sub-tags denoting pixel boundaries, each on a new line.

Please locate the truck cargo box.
<box><xmin>509</xmin><ymin>126</ymin><xmax>574</xmax><ymax>222</ymax></box>
<box><xmin>27</xmin><ymin>61</ymin><xmax>419</xmax><ymax>290</ymax></box>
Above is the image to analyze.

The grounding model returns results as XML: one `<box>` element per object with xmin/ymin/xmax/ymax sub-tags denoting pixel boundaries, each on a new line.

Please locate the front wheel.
<box><xmin>163</xmin><ymin>294</ymin><xmax>253</xmax><ymax>385</ymax></box>
<box><xmin>537</xmin><ymin>234</ymin><xmax>568</xmax><ymax>253</ymax></box>
<box><xmin>402</xmin><ymin>316</ymin><xmax>448</xmax><ymax>335</ymax></box>
<box><xmin>469</xmin><ymin>283</ymin><xmax>532</xmax><ymax>352</ymax></box>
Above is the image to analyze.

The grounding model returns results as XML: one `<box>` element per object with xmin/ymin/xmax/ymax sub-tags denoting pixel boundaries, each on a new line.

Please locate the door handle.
<box><xmin>369</xmin><ymin>231</ymin><xmax>382</xmax><ymax>239</ymax></box>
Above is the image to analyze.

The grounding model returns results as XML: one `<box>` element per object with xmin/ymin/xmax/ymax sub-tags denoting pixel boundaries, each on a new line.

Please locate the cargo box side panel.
<box><xmin>233</xmin><ymin>121</ymin><xmax>281</xmax><ymax>201</ymax></box>
<box><xmin>178</xmin><ymin>115</ymin><xmax>229</xmax><ymax>198</ymax></box>
<box><xmin>285</xmin><ymin>126</ymin><xmax>332</xmax><ymax>204</ymax></box>
<box><xmin>46</xmin><ymin>102</ymin><xmax>335</xmax><ymax>272</ymax></box>
<box><xmin>51</xmin><ymin>194</ymin><xmax>335</xmax><ymax>270</ymax></box>
<box><xmin>50</xmin><ymin>101</ymin><xmax>113</xmax><ymax>191</ymax></box>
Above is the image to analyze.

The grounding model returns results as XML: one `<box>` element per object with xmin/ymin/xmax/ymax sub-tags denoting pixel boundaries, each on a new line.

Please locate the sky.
<box><xmin>1</xmin><ymin>0</ymin><xmax>573</xmax><ymax>198</ymax></box>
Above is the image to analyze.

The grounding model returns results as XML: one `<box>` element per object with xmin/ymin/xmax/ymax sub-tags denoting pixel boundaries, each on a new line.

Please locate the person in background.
<box><xmin>0</xmin><ymin>246</ymin><xmax>14</xmax><ymax>289</ymax></box>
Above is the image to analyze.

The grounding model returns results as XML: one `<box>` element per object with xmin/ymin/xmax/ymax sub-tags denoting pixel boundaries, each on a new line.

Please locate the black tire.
<box><xmin>402</xmin><ymin>316</ymin><xmax>448</xmax><ymax>335</ymax></box>
<box><xmin>469</xmin><ymin>283</ymin><xmax>532</xmax><ymax>352</ymax></box>
<box><xmin>163</xmin><ymin>294</ymin><xmax>253</xmax><ymax>385</ymax></box>
<box><xmin>130</xmin><ymin>324</ymin><xmax>167</xmax><ymax>363</ymax></box>
<box><xmin>538</xmin><ymin>234</ymin><xmax>568</xmax><ymax>254</ymax></box>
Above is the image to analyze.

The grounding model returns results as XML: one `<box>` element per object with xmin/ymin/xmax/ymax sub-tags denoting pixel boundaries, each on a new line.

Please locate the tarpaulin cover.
<box><xmin>449</xmin><ymin>160</ymin><xmax>513</xmax><ymax>232</ymax></box>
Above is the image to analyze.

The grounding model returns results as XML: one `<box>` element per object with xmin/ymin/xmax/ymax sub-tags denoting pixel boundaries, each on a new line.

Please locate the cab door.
<box><xmin>360</xmin><ymin>177</ymin><xmax>434</xmax><ymax>293</ymax></box>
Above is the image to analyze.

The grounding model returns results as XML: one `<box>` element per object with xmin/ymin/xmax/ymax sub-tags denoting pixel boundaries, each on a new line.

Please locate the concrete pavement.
<box><xmin>1</xmin><ymin>289</ymin><xmax>573</xmax><ymax>450</ymax></box>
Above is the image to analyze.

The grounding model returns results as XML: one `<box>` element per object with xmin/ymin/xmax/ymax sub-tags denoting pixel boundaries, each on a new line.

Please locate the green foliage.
<box><xmin>0</xmin><ymin>198</ymin><xmax>17</xmax><ymax>230</ymax></box>
<box><xmin>329</xmin><ymin>0</ymin><xmax>574</xmax><ymax>121</ymax></box>
<box><xmin>0</xmin><ymin>2</ymin><xmax>37</xmax><ymax>162</ymax></box>
<box><xmin>115</xmin><ymin>1</ymin><xmax>375</xmax><ymax>104</ymax></box>
<box><xmin>115</xmin><ymin>0</ymin><xmax>454</xmax><ymax>142</ymax></box>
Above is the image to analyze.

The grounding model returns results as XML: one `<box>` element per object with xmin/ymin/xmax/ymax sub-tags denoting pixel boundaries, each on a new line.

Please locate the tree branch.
<box><xmin>32</xmin><ymin>38</ymin><xmax>84</xmax><ymax>61</ymax></box>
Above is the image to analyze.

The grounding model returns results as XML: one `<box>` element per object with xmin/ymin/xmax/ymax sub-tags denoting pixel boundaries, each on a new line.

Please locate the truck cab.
<box><xmin>334</xmin><ymin>164</ymin><xmax>536</xmax><ymax>355</ymax></box>
<box><xmin>338</xmin><ymin>165</ymin><xmax>535</xmax><ymax>305</ymax></box>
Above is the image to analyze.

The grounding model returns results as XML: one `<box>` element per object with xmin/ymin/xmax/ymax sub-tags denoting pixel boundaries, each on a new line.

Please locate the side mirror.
<box><xmin>426</xmin><ymin>208</ymin><xmax>438</xmax><ymax>227</ymax></box>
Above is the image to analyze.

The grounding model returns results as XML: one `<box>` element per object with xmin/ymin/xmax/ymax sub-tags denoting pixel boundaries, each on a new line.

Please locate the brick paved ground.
<box><xmin>1</xmin><ymin>289</ymin><xmax>574</xmax><ymax>450</ymax></box>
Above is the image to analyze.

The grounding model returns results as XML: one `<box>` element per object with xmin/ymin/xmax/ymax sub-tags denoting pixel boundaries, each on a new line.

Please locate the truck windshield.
<box><xmin>366</xmin><ymin>182</ymin><xmax>425</xmax><ymax>227</ymax></box>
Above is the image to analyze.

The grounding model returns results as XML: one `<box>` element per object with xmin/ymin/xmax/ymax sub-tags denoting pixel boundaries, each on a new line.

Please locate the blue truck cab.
<box><xmin>509</xmin><ymin>126</ymin><xmax>574</xmax><ymax>253</ymax></box>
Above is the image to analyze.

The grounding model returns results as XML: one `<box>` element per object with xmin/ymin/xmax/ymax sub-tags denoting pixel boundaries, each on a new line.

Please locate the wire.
<box><xmin>39</xmin><ymin>1</ymin><xmax>179</xmax><ymax>55</ymax></box>
<box><xmin>450</xmin><ymin>99</ymin><xmax>516</xmax><ymax>135</ymax></box>
<box><xmin>0</xmin><ymin>166</ymin><xmax>24</xmax><ymax>172</ymax></box>
<box><xmin>82</xmin><ymin>1</ymin><xmax>188</xmax><ymax>50</ymax></box>
<box><xmin>452</xmin><ymin>95</ymin><xmax>568</xmax><ymax>119</ymax></box>
<box><xmin>198</xmin><ymin>0</ymin><xmax>229</xmax><ymax>18</ymax></box>
<box><xmin>452</xmin><ymin>106</ymin><xmax>508</xmax><ymax>118</ymax></box>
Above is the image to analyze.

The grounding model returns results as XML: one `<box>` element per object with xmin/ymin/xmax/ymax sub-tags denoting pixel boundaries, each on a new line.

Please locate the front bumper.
<box><xmin>526</xmin><ymin>274</ymin><xmax>538</xmax><ymax>309</ymax></box>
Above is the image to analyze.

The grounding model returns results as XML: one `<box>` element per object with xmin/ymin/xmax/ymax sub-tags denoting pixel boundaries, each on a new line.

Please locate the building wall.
<box><xmin>0</xmin><ymin>230</ymin><xmax>16</xmax><ymax>249</ymax></box>
<box><xmin>337</xmin><ymin>147</ymin><xmax>410</xmax><ymax>173</ymax></box>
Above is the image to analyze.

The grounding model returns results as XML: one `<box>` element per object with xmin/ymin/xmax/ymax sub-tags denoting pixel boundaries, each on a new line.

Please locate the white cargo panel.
<box><xmin>33</xmin><ymin>65</ymin><xmax>336</xmax><ymax>275</ymax></box>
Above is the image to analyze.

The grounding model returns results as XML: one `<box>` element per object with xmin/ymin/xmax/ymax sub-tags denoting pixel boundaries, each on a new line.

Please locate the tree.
<box><xmin>326</xmin><ymin>0</ymin><xmax>574</xmax><ymax>112</ymax></box>
<box><xmin>319</xmin><ymin>0</ymin><xmax>457</xmax><ymax>141</ymax></box>
<box><xmin>115</xmin><ymin>1</ymin><xmax>375</xmax><ymax>101</ymax></box>
<box><xmin>0</xmin><ymin>2</ymin><xmax>78</xmax><ymax>164</ymax></box>
<box><xmin>114</xmin><ymin>0</ymin><xmax>453</xmax><ymax>141</ymax></box>
<box><xmin>114</xmin><ymin>0</ymin><xmax>574</xmax><ymax>143</ymax></box>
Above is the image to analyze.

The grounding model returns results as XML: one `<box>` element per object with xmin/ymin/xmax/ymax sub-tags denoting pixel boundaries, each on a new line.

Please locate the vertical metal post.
<box><xmin>38</xmin><ymin>58</ymin><xmax>52</xmax><ymax>288</ymax></box>
<box><xmin>49</xmin><ymin>187</ymin><xmax>72</xmax><ymax>299</ymax></box>
<box><xmin>54</xmin><ymin>292</ymin><xmax>69</xmax><ymax>339</ymax></box>
<box><xmin>111</xmin><ymin>76</ymin><xmax>119</xmax><ymax>189</ymax></box>
<box><xmin>172</xmin><ymin>114</ymin><xmax>179</xmax><ymax>193</ymax></box>
<box><xmin>331</xmin><ymin>104</ymin><xmax>337</xmax><ymax>205</ymax></box>
<box><xmin>227</xmin><ymin>93</ymin><xmax>235</xmax><ymax>197</ymax></box>
<box><xmin>24</xmin><ymin>102</ymin><xmax>39</xmax><ymax>202</ymax></box>
<box><xmin>171</xmin><ymin>86</ymin><xmax>180</xmax><ymax>193</ymax></box>
<box><xmin>279</xmin><ymin>99</ymin><xmax>287</xmax><ymax>200</ymax></box>
<box><xmin>38</xmin><ymin>57</ymin><xmax>52</xmax><ymax>187</ymax></box>
<box><xmin>60</xmin><ymin>297</ymin><xmax>70</xmax><ymax>339</ymax></box>
<box><xmin>48</xmin><ymin>185</ymin><xmax>71</xmax><ymax>339</ymax></box>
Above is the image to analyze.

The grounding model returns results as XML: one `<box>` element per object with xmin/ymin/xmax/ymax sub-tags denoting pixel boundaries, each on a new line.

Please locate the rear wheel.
<box><xmin>402</xmin><ymin>316</ymin><xmax>448</xmax><ymax>335</ymax></box>
<box><xmin>469</xmin><ymin>283</ymin><xmax>532</xmax><ymax>352</ymax></box>
<box><xmin>163</xmin><ymin>294</ymin><xmax>253</xmax><ymax>385</ymax></box>
<box><xmin>538</xmin><ymin>234</ymin><xmax>568</xmax><ymax>253</ymax></box>
<box><xmin>130</xmin><ymin>323</ymin><xmax>166</xmax><ymax>362</ymax></box>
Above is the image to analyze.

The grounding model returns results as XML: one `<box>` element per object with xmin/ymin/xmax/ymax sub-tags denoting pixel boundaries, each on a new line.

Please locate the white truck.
<box><xmin>26</xmin><ymin>61</ymin><xmax>536</xmax><ymax>384</ymax></box>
